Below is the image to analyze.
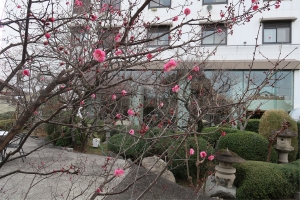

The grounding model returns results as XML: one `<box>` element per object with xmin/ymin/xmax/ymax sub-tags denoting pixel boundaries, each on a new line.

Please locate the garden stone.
<box><xmin>205</xmin><ymin>175</ymin><xmax>236</xmax><ymax>199</ymax></box>
<box><xmin>141</xmin><ymin>156</ymin><xmax>175</xmax><ymax>183</ymax></box>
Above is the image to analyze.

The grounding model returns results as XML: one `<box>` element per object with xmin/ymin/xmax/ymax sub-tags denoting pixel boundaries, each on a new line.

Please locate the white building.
<box><xmin>1</xmin><ymin>0</ymin><xmax>299</xmax><ymax>118</ymax></box>
<box><xmin>143</xmin><ymin>0</ymin><xmax>300</xmax><ymax>114</ymax></box>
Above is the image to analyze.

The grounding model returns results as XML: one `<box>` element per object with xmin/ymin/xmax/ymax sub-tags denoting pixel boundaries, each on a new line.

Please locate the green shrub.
<box><xmin>245</xmin><ymin>119</ymin><xmax>260</xmax><ymax>133</ymax></box>
<box><xmin>168</xmin><ymin>137</ymin><xmax>214</xmax><ymax>180</ymax></box>
<box><xmin>0</xmin><ymin>119</ymin><xmax>15</xmax><ymax>130</ymax></box>
<box><xmin>107</xmin><ymin>134</ymin><xmax>151</xmax><ymax>160</ymax></box>
<box><xmin>218</xmin><ymin>131</ymin><xmax>278</xmax><ymax>163</ymax></box>
<box><xmin>234</xmin><ymin>160</ymin><xmax>300</xmax><ymax>199</ymax></box>
<box><xmin>259</xmin><ymin>109</ymin><xmax>298</xmax><ymax>162</ymax></box>
<box><xmin>297</xmin><ymin>121</ymin><xmax>300</xmax><ymax>159</ymax></box>
<box><xmin>0</xmin><ymin>111</ymin><xmax>15</xmax><ymax>120</ymax></box>
<box><xmin>201</xmin><ymin>127</ymin><xmax>239</xmax><ymax>146</ymax></box>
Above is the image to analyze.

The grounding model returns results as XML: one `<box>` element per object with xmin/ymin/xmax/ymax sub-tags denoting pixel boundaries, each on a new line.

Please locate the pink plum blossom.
<box><xmin>172</xmin><ymin>16</ymin><xmax>178</xmax><ymax>21</ymax></box>
<box><xmin>200</xmin><ymin>151</ymin><xmax>207</xmax><ymax>158</ymax></box>
<box><xmin>193</xmin><ymin>66</ymin><xmax>200</xmax><ymax>72</ymax></box>
<box><xmin>208</xmin><ymin>155</ymin><xmax>215</xmax><ymax>161</ymax></box>
<box><xmin>159</xmin><ymin>102</ymin><xmax>164</xmax><ymax>107</ymax></box>
<box><xmin>146</xmin><ymin>53</ymin><xmax>153</xmax><ymax>60</ymax></box>
<box><xmin>251</xmin><ymin>0</ymin><xmax>257</xmax><ymax>3</ymax></box>
<box><xmin>252</xmin><ymin>4</ymin><xmax>259</xmax><ymax>10</ymax></box>
<box><xmin>22</xmin><ymin>69</ymin><xmax>30</xmax><ymax>76</ymax></box>
<box><xmin>93</xmin><ymin>49</ymin><xmax>106</xmax><ymax>62</ymax></box>
<box><xmin>48</xmin><ymin>17</ymin><xmax>55</xmax><ymax>22</ymax></box>
<box><xmin>114</xmin><ymin>169</ymin><xmax>124</xmax><ymax>177</ymax></box>
<box><xmin>172</xmin><ymin>85</ymin><xmax>180</xmax><ymax>93</ymax></box>
<box><xmin>90</xmin><ymin>14</ymin><xmax>98</xmax><ymax>21</ymax></box>
<box><xmin>91</xmin><ymin>94</ymin><xmax>96</xmax><ymax>99</ymax></box>
<box><xmin>115</xmin><ymin>33</ymin><xmax>121</xmax><ymax>42</ymax></box>
<box><xmin>17</xmin><ymin>5</ymin><xmax>21</xmax><ymax>8</ymax></box>
<box><xmin>184</xmin><ymin>8</ymin><xmax>191</xmax><ymax>15</ymax></box>
<box><xmin>121</xmin><ymin>90</ymin><xmax>127</xmax><ymax>96</ymax></box>
<box><xmin>115</xmin><ymin>49</ymin><xmax>122</xmax><ymax>56</ymax></box>
<box><xmin>96</xmin><ymin>188</ymin><xmax>102</xmax><ymax>193</ymax></box>
<box><xmin>116</xmin><ymin>114</ymin><xmax>121</xmax><ymax>119</ymax></box>
<box><xmin>129</xmin><ymin>129</ymin><xmax>134</xmax><ymax>135</ymax></box>
<box><xmin>75</xmin><ymin>0</ymin><xmax>82</xmax><ymax>6</ymax></box>
<box><xmin>164</xmin><ymin>59</ymin><xmax>177</xmax><ymax>72</ymax></box>
<box><xmin>189</xmin><ymin>148</ymin><xmax>195</xmax><ymax>155</ymax></box>
<box><xmin>112</xmin><ymin>94</ymin><xmax>117</xmax><ymax>100</ymax></box>
<box><xmin>127</xmin><ymin>109</ymin><xmax>135</xmax><ymax>116</ymax></box>
<box><xmin>221</xmin><ymin>131</ymin><xmax>226</xmax><ymax>136</ymax></box>
<box><xmin>80</xmin><ymin>101</ymin><xmax>85</xmax><ymax>106</ymax></box>
<box><xmin>45</xmin><ymin>33</ymin><xmax>51</xmax><ymax>39</ymax></box>
<box><xmin>187</xmin><ymin>75</ymin><xmax>193</xmax><ymax>81</ymax></box>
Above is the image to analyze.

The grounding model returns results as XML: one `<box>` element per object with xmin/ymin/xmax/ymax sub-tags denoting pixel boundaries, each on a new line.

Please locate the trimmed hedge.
<box><xmin>107</xmin><ymin>127</ymin><xmax>177</xmax><ymax>159</ymax></box>
<box><xmin>168</xmin><ymin>137</ymin><xmax>214</xmax><ymax>180</ymax></box>
<box><xmin>218</xmin><ymin>131</ymin><xmax>278</xmax><ymax>163</ymax></box>
<box><xmin>201</xmin><ymin>127</ymin><xmax>239</xmax><ymax>146</ymax></box>
<box><xmin>235</xmin><ymin>160</ymin><xmax>300</xmax><ymax>199</ymax></box>
<box><xmin>107</xmin><ymin>133</ymin><xmax>151</xmax><ymax>160</ymax></box>
<box><xmin>0</xmin><ymin>111</ymin><xmax>15</xmax><ymax>120</ymax></box>
<box><xmin>259</xmin><ymin>109</ymin><xmax>298</xmax><ymax>162</ymax></box>
<box><xmin>0</xmin><ymin>119</ymin><xmax>15</xmax><ymax>130</ymax></box>
<box><xmin>245</xmin><ymin>119</ymin><xmax>260</xmax><ymax>133</ymax></box>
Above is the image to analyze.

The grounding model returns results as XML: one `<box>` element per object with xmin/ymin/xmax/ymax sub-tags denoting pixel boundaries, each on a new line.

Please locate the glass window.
<box><xmin>149</xmin><ymin>0</ymin><xmax>171</xmax><ymax>8</ymax></box>
<box><xmin>102</xmin><ymin>0</ymin><xmax>121</xmax><ymax>10</ymax></box>
<box><xmin>263</xmin><ymin>21</ymin><xmax>291</xmax><ymax>44</ymax></box>
<box><xmin>147</xmin><ymin>26</ymin><xmax>170</xmax><ymax>46</ymax></box>
<box><xmin>70</xmin><ymin>27</ymin><xmax>89</xmax><ymax>45</ymax></box>
<box><xmin>203</xmin><ymin>0</ymin><xmax>227</xmax><ymax>5</ymax></box>
<box><xmin>202</xmin><ymin>24</ymin><xmax>226</xmax><ymax>45</ymax></box>
<box><xmin>99</xmin><ymin>28</ymin><xmax>120</xmax><ymax>48</ymax></box>
<box><xmin>73</xmin><ymin>0</ymin><xmax>91</xmax><ymax>15</ymax></box>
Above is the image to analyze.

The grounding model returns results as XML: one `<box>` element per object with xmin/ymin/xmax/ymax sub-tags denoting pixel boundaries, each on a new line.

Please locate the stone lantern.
<box><xmin>273</xmin><ymin>129</ymin><xmax>297</xmax><ymax>163</ymax></box>
<box><xmin>215</xmin><ymin>148</ymin><xmax>245</xmax><ymax>188</ymax></box>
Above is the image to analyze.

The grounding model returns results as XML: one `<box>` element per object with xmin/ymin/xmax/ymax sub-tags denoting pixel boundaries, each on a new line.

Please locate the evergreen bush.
<box><xmin>218</xmin><ymin>131</ymin><xmax>278</xmax><ymax>163</ymax></box>
<box><xmin>0</xmin><ymin>119</ymin><xmax>15</xmax><ymax>130</ymax></box>
<box><xmin>201</xmin><ymin>127</ymin><xmax>239</xmax><ymax>146</ymax></box>
<box><xmin>235</xmin><ymin>160</ymin><xmax>300</xmax><ymax>199</ymax></box>
<box><xmin>0</xmin><ymin>111</ymin><xmax>15</xmax><ymax>120</ymax></box>
<box><xmin>245</xmin><ymin>119</ymin><xmax>260</xmax><ymax>133</ymax></box>
<box><xmin>259</xmin><ymin>109</ymin><xmax>298</xmax><ymax>161</ymax></box>
<box><xmin>168</xmin><ymin>137</ymin><xmax>214</xmax><ymax>180</ymax></box>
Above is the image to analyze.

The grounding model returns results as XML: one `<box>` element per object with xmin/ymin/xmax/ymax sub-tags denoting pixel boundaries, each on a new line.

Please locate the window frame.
<box><xmin>70</xmin><ymin>27</ymin><xmax>90</xmax><ymax>46</ymax></box>
<box><xmin>147</xmin><ymin>25</ymin><xmax>170</xmax><ymax>47</ymax></box>
<box><xmin>148</xmin><ymin>0</ymin><xmax>171</xmax><ymax>8</ymax></box>
<box><xmin>101</xmin><ymin>0</ymin><xmax>121</xmax><ymax>10</ymax></box>
<box><xmin>202</xmin><ymin>0</ymin><xmax>228</xmax><ymax>5</ymax></box>
<box><xmin>201</xmin><ymin>24</ymin><xmax>227</xmax><ymax>45</ymax></box>
<box><xmin>262</xmin><ymin>21</ymin><xmax>291</xmax><ymax>44</ymax></box>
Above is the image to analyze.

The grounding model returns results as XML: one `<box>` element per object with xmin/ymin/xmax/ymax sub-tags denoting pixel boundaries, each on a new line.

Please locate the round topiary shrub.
<box><xmin>218</xmin><ymin>131</ymin><xmax>278</xmax><ymax>163</ymax></box>
<box><xmin>259</xmin><ymin>109</ymin><xmax>298</xmax><ymax>162</ymax></box>
<box><xmin>107</xmin><ymin>134</ymin><xmax>151</xmax><ymax>160</ymax></box>
<box><xmin>234</xmin><ymin>160</ymin><xmax>300</xmax><ymax>199</ymax></box>
<box><xmin>201</xmin><ymin>127</ymin><xmax>239</xmax><ymax>147</ymax></box>
<box><xmin>168</xmin><ymin>137</ymin><xmax>214</xmax><ymax>180</ymax></box>
<box><xmin>245</xmin><ymin>119</ymin><xmax>260</xmax><ymax>133</ymax></box>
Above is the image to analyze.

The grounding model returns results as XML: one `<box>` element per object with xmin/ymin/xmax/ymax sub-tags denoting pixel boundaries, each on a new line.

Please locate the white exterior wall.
<box><xmin>1</xmin><ymin>0</ymin><xmax>300</xmax><ymax>109</ymax></box>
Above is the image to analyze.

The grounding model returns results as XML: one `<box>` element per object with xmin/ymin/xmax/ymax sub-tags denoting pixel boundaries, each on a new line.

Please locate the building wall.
<box><xmin>1</xmin><ymin>0</ymin><xmax>299</xmax><ymax>110</ymax></box>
